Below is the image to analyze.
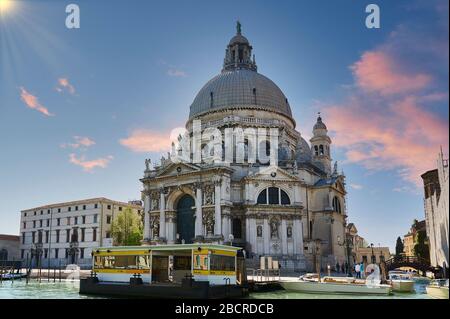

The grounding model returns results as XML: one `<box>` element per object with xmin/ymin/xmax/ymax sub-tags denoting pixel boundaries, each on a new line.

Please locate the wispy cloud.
<box><xmin>56</xmin><ymin>78</ymin><xmax>76</xmax><ymax>94</ymax></box>
<box><xmin>69</xmin><ymin>154</ymin><xmax>113</xmax><ymax>172</ymax></box>
<box><xmin>19</xmin><ymin>87</ymin><xmax>54</xmax><ymax>116</ymax></box>
<box><xmin>167</xmin><ymin>68</ymin><xmax>187</xmax><ymax>77</ymax></box>
<box><xmin>349</xmin><ymin>183</ymin><xmax>363</xmax><ymax>190</ymax></box>
<box><xmin>61</xmin><ymin>136</ymin><xmax>96</xmax><ymax>149</ymax></box>
<box><xmin>119</xmin><ymin>129</ymin><xmax>172</xmax><ymax>153</ymax></box>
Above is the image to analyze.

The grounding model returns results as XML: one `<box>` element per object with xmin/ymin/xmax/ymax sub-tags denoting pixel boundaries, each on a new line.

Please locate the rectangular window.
<box><xmin>107</xmin><ymin>205</ymin><xmax>111</xmax><ymax>210</ymax></box>
<box><xmin>75</xmin><ymin>206</ymin><xmax>78</xmax><ymax>211</ymax></box>
<box><xmin>24</xmin><ymin>212</ymin><xmax>27</xmax><ymax>217</ymax></box>
<box><xmin>32</xmin><ymin>231</ymin><xmax>35</xmax><ymax>244</ymax></box>
<box><xmin>33</xmin><ymin>220</ymin><xmax>36</xmax><ymax>228</ymax></box>
<box><xmin>106</xmin><ymin>216</ymin><xmax>111</xmax><ymax>224</ymax></box>
<box><xmin>94</xmin><ymin>204</ymin><xmax>98</xmax><ymax>209</ymax></box>
<box><xmin>40</xmin><ymin>210</ymin><xmax>43</xmax><ymax>215</ymax></box>
<box><xmin>34</xmin><ymin>211</ymin><xmax>36</xmax><ymax>216</ymax></box>
<box><xmin>47</xmin><ymin>209</ymin><xmax>50</xmax><ymax>214</ymax></box>
<box><xmin>68</xmin><ymin>207</ymin><xmax>71</xmax><ymax>212</ymax></box>
<box><xmin>67</xmin><ymin>217</ymin><xmax>70</xmax><ymax>225</ymax></box>
<box><xmin>82</xmin><ymin>216</ymin><xmax>86</xmax><ymax>224</ymax></box>
<box><xmin>23</xmin><ymin>222</ymin><xmax>26</xmax><ymax>229</ymax></box>
<box><xmin>209</xmin><ymin>254</ymin><xmax>236</xmax><ymax>272</ymax></box>
<box><xmin>83</xmin><ymin>205</ymin><xmax>86</xmax><ymax>210</ymax></box>
<box><xmin>92</xmin><ymin>228</ymin><xmax>97</xmax><ymax>242</ymax></box>
<box><xmin>93</xmin><ymin>214</ymin><xmax>98</xmax><ymax>223</ymax></box>
<box><xmin>65</xmin><ymin>249</ymin><xmax>69</xmax><ymax>259</ymax></box>
<box><xmin>22</xmin><ymin>232</ymin><xmax>25</xmax><ymax>244</ymax></box>
<box><xmin>44</xmin><ymin>249</ymin><xmax>48</xmax><ymax>259</ymax></box>
<box><xmin>57</xmin><ymin>218</ymin><xmax>60</xmax><ymax>226</ymax></box>
<box><xmin>21</xmin><ymin>249</ymin><xmax>25</xmax><ymax>259</ymax></box>
<box><xmin>39</xmin><ymin>220</ymin><xmax>43</xmax><ymax>227</ymax></box>
<box><xmin>106</xmin><ymin>232</ymin><xmax>111</xmax><ymax>238</ymax></box>
<box><xmin>66</xmin><ymin>229</ymin><xmax>70</xmax><ymax>242</ymax></box>
<box><xmin>80</xmin><ymin>248</ymin><xmax>85</xmax><ymax>259</ymax></box>
<box><xmin>55</xmin><ymin>248</ymin><xmax>59</xmax><ymax>259</ymax></box>
<box><xmin>45</xmin><ymin>230</ymin><xmax>49</xmax><ymax>243</ymax></box>
<box><xmin>268</xmin><ymin>187</ymin><xmax>279</xmax><ymax>205</ymax></box>
<box><xmin>58</xmin><ymin>208</ymin><xmax>61</xmax><ymax>213</ymax></box>
<box><xmin>46</xmin><ymin>219</ymin><xmax>50</xmax><ymax>227</ymax></box>
<box><xmin>56</xmin><ymin>229</ymin><xmax>60</xmax><ymax>243</ymax></box>
<box><xmin>81</xmin><ymin>228</ymin><xmax>85</xmax><ymax>242</ymax></box>
<box><xmin>119</xmin><ymin>207</ymin><xmax>122</xmax><ymax>211</ymax></box>
<box><xmin>74</xmin><ymin>217</ymin><xmax>78</xmax><ymax>225</ymax></box>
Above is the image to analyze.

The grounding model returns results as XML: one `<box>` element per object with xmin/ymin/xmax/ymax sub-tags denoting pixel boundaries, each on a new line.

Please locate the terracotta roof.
<box><xmin>0</xmin><ymin>234</ymin><xmax>20</xmax><ymax>241</ymax></box>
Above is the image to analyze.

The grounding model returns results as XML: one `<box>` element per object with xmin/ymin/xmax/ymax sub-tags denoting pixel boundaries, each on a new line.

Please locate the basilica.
<box><xmin>141</xmin><ymin>23</ymin><xmax>348</xmax><ymax>271</ymax></box>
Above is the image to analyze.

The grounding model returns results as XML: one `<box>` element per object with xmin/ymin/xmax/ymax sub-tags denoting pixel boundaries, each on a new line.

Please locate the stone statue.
<box><xmin>257</xmin><ymin>225</ymin><xmax>263</xmax><ymax>237</ymax></box>
<box><xmin>270</xmin><ymin>220</ymin><xmax>279</xmax><ymax>239</ymax></box>
<box><xmin>145</xmin><ymin>159</ymin><xmax>152</xmax><ymax>171</ymax></box>
<box><xmin>236</xmin><ymin>20</ymin><xmax>241</xmax><ymax>34</ymax></box>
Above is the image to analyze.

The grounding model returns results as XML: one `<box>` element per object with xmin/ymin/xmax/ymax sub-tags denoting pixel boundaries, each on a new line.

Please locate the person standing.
<box><xmin>355</xmin><ymin>263</ymin><xmax>360</xmax><ymax>278</ymax></box>
<box><xmin>360</xmin><ymin>262</ymin><xmax>365</xmax><ymax>279</ymax></box>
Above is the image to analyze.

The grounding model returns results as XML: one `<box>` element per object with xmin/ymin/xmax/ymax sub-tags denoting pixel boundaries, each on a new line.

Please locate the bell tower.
<box><xmin>222</xmin><ymin>21</ymin><xmax>257</xmax><ymax>72</ymax></box>
<box><xmin>310</xmin><ymin>113</ymin><xmax>332</xmax><ymax>175</ymax></box>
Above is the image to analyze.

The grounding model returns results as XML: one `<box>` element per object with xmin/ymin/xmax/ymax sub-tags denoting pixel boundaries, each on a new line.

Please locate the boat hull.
<box><xmin>426</xmin><ymin>286</ymin><xmax>449</xmax><ymax>299</ymax></box>
<box><xmin>279</xmin><ymin>280</ymin><xmax>392</xmax><ymax>295</ymax></box>
<box><xmin>391</xmin><ymin>280</ymin><xmax>415</xmax><ymax>293</ymax></box>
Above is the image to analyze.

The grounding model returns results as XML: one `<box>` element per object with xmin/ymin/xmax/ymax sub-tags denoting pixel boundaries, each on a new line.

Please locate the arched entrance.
<box><xmin>176</xmin><ymin>194</ymin><xmax>195</xmax><ymax>244</ymax></box>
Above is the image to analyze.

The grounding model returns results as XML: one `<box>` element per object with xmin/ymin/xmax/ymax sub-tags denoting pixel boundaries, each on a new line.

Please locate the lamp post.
<box><xmin>229</xmin><ymin>234</ymin><xmax>234</xmax><ymax>246</ymax></box>
<box><xmin>337</xmin><ymin>235</ymin><xmax>354</xmax><ymax>277</ymax></box>
<box><xmin>370</xmin><ymin>243</ymin><xmax>375</xmax><ymax>264</ymax></box>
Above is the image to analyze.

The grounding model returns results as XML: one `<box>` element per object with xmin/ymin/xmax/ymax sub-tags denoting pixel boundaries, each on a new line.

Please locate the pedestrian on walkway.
<box><xmin>355</xmin><ymin>263</ymin><xmax>360</xmax><ymax>278</ymax></box>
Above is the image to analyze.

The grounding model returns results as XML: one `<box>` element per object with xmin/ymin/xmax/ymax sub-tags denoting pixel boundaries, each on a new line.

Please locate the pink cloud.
<box><xmin>350</xmin><ymin>51</ymin><xmax>431</xmax><ymax>96</ymax></box>
<box><xmin>326</xmin><ymin>96</ymin><xmax>448</xmax><ymax>186</ymax></box>
<box><xmin>61</xmin><ymin>136</ymin><xmax>96</xmax><ymax>149</ymax></box>
<box><xmin>57</xmin><ymin>78</ymin><xmax>75</xmax><ymax>94</ymax></box>
<box><xmin>69</xmin><ymin>154</ymin><xmax>113</xmax><ymax>172</ymax></box>
<box><xmin>19</xmin><ymin>87</ymin><xmax>54</xmax><ymax>116</ymax></box>
<box><xmin>119</xmin><ymin>129</ymin><xmax>172</xmax><ymax>153</ymax></box>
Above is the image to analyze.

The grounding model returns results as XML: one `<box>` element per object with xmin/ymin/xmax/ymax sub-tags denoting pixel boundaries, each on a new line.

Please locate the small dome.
<box><xmin>296</xmin><ymin>137</ymin><xmax>312</xmax><ymax>163</ymax></box>
<box><xmin>314</xmin><ymin>116</ymin><xmax>327</xmax><ymax>130</ymax></box>
<box><xmin>229</xmin><ymin>34</ymin><xmax>249</xmax><ymax>45</ymax></box>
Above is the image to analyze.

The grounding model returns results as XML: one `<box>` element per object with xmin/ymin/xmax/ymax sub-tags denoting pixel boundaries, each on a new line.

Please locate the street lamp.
<box><xmin>337</xmin><ymin>235</ymin><xmax>354</xmax><ymax>277</ymax></box>
<box><xmin>370</xmin><ymin>243</ymin><xmax>375</xmax><ymax>264</ymax></box>
<box><xmin>229</xmin><ymin>234</ymin><xmax>234</xmax><ymax>246</ymax></box>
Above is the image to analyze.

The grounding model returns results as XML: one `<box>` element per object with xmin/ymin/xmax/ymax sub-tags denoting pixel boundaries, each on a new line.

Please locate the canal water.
<box><xmin>0</xmin><ymin>280</ymin><xmax>431</xmax><ymax>299</ymax></box>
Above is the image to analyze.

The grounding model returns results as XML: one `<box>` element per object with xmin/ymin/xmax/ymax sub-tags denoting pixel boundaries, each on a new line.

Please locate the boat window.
<box><xmin>94</xmin><ymin>255</ymin><xmax>150</xmax><ymax>270</ymax></box>
<box><xmin>209</xmin><ymin>255</ymin><xmax>235</xmax><ymax>272</ymax></box>
<box><xmin>193</xmin><ymin>254</ymin><xmax>209</xmax><ymax>271</ymax></box>
<box><xmin>174</xmin><ymin>256</ymin><xmax>191</xmax><ymax>270</ymax></box>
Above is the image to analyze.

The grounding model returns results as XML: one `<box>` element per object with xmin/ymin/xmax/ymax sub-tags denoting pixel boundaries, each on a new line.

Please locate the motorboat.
<box><xmin>0</xmin><ymin>272</ymin><xmax>27</xmax><ymax>280</ymax></box>
<box><xmin>387</xmin><ymin>271</ymin><xmax>415</xmax><ymax>293</ymax></box>
<box><xmin>426</xmin><ymin>279</ymin><xmax>449</xmax><ymax>299</ymax></box>
<box><xmin>279</xmin><ymin>274</ymin><xmax>392</xmax><ymax>295</ymax></box>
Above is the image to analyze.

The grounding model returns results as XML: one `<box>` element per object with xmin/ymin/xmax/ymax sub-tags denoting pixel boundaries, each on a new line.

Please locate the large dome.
<box><xmin>189</xmin><ymin>69</ymin><xmax>292</xmax><ymax>119</ymax></box>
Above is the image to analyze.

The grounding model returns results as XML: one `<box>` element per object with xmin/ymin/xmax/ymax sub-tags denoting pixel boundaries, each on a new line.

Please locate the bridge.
<box><xmin>384</xmin><ymin>255</ymin><xmax>435</xmax><ymax>274</ymax></box>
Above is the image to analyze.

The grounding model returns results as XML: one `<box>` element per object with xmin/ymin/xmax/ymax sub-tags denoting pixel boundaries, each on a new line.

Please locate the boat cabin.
<box><xmin>92</xmin><ymin>244</ymin><xmax>241</xmax><ymax>286</ymax></box>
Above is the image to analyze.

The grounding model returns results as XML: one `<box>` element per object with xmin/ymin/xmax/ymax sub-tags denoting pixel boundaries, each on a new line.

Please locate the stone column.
<box><xmin>159</xmin><ymin>188</ymin><xmax>166</xmax><ymax>239</ymax></box>
<box><xmin>214</xmin><ymin>179</ymin><xmax>222</xmax><ymax>236</ymax></box>
<box><xmin>281</xmin><ymin>219</ymin><xmax>288</xmax><ymax>255</ymax></box>
<box><xmin>195</xmin><ymin>183</ymin><xmax>203</xmax><ymax>237</ymax></box>
<box><xmin>143</xmin><ymin>194</ymin><xmax>150</xmax><ymax>240</ymax></box>
<box><xmin>222</xmin><ymin>215</ymin><xmax>230</xmax><ymax>241</ymax></box>
<box><xmin>293</xmin><ymin>219</ymin><xmax>304</xmax><ymax>255</ymax></box>
<box><xmin>263</xmin><ymin>218</ymin><xmax>270</xmax><ymax>255</ymax></box>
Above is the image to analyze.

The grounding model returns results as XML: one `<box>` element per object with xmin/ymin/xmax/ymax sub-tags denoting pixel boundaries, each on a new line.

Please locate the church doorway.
<box><xmin>176</xmin><ymin>195</ymin><xmax>195</xmax><ymax>244</ymax></box>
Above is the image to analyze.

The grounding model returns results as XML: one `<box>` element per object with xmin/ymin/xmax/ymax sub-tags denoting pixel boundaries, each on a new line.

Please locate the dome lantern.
<box><xmin>223</xmin><ymin>21</ymin><xmax>257</xmax><ymax>72</ymax></box>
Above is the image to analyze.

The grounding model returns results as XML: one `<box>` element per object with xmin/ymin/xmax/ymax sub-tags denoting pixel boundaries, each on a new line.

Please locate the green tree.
<box><xmin>413</xmin><ymin>231</ymin><xmax>430</xmax><ymax>261</ymax></box>
<box><xmin>395</xmin><ymin>236</ymin><xmax>404</xmax><ymax>257</ymax></box>
<box><xmin>111</xmin><ymin>208</ymin><xmax>143</xmax><ymax>246</ymax></box>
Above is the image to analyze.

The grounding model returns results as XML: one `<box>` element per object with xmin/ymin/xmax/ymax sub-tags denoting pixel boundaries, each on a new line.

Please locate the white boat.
<box><xmin>426</xmin><ymin>279</ymin><xmax>449</xmax><ymax>299</ymax></box>
<box><xmin>388</xmin><ymin>271</ymin><xmax>415</xmax><ymax>293</ymax></box>
<box><xmin>279</xmin><ymin>275</ymin><xmax>392</xmax><ymax>295</ymax></box>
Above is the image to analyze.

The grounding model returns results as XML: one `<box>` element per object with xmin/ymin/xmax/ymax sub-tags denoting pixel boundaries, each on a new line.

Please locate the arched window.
<box><xmin>232</xmin><ymin>218</ymin><xmax>242</xmax><ymax>239</ymax></box>
<box><xmin>314</xmin><ymin>145</ymin><xmax>319</xmax><ymax>156</ymax></box>
<box><xmin>319</xmin><ymin>145</ymin><xmax>324</xmax><ymax>155</ymax></box>
<box><xmin>256</xmin><ymin>187</ymin><xmax>291</xmax><ymax>205</ymax></box>
<box><xmin>332</xmin><ymin>196</ymin><xmax>342</xmax><ymax>214</ymax></box>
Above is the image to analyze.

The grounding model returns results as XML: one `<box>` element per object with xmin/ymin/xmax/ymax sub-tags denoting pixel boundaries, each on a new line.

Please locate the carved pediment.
<box><xmin>155</xmin><ymin>162</ymin><xmax>201</xmax><ymax>177</ymax></box>
<box><xmin>244</xmin><ymin>165</ymin><xmax>298</xmax><ymax>182</ymax></box>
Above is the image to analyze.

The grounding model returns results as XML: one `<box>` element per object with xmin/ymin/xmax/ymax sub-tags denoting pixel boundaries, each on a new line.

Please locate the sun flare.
<box><xmin>0</xmin><ymin>0</ymin><xmax>13</xmax><ymax>13</ymax></box>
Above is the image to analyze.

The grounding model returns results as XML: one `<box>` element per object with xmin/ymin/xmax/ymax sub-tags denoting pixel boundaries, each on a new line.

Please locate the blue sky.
<box><xmin>0</xmin><ymin>0</ymin><xmax>448</xmax><ymax>251</ymax></box>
